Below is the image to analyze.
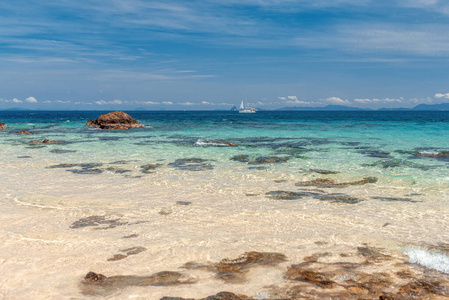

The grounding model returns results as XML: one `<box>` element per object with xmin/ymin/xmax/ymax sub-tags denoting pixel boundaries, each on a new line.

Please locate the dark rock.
<box><xmin>215</xmin><ymin>252</ymin><xmax>287</xmax><ymax>283</ymax></box>
<box><xmin>248</xmin><ymin>156</ymin><xmax>289</xmax><ymax>164</ymax></box>
<box><xmin>120</xmin><ymin>246</ymin><xmax>147</xmax><ymax>256</ymax></box>
<box><xmin>295</xmin><ymin>177</ymin><xmax>378</xmax><ymax>188</ymax></box>
<box><xmin>398</xmin><ymin>280</ymin><xmax>445</xmax><ymax>297</ymax></box>
<box><xmin>230</xmin><ymin>155</ymin><xmax>250</xmax><ymax>163</ymax></box>
<box><xmin>286</xmin><ymin>265</ymin><xmax>336</xmax><ymax>288</ymax></box>
<box><xmin>86</xmin><ymin>111</ymin><xmax>143</xmax><ymax>130</ymax></box>
<box><xmin>176</xmin><ymin>201</ymin><xmax>192</xmax><ymax>206</ymax></box>
<box><xmin>47</xmin><ymin>163</ymin><xmax>78</xmax><ymax>168</ymax></box>
<box><xmin>141</xmin><ymin>163</ymin><xmax>161</xmax><ymax>173</ymax></box>
<box><xmin>107</xmin><ymin>254</ymin><xmax>127</xmax><ymax>261</ymax></box>
<box><xmin>266</xmin><ymin>190</ymin><xmax>319</xmax><ymax>200</ymax></box>
<box><xmin>30</xmin><ymin>139</ymin><xmax>61</xmax><ymax>144</ymax></box>
<box><xmin>183</xmin><ymin>251</ymin><xmax>287</xmax><ymax>284</ymax></box>
<box><xmin>67</xmin><ymin>168</ymin><xmax>103</xmax><ymax>175</ymax></box>
<box><xmin>50</xmin><ymin>149</ymin><xmax>76</xmax><ymax>154</ymax></box>
<box><xmin>81</xmin><ymin>271</ymin><xmax>195</xmax><ymax>296</ymax></box>
<box><xmin>169</xmin><ymin>158</ymin><xmax>213</xmax><ymax>171</ymax></box>
<box><xmin>70</xmin><ymin>215</ymin><xmax>126</xmax><ymax>229</ymax></box>
<box><xmin>17</xmin><ymin>156</ymin><xmax>32</xmax><ymax>158</ymax></box>
<box><xmin>0</xmin><ymin>122</ymin><xmax>6</xmax><ymax>129</ymax></box>
<box><xmin>202</xmin><ymin>292</ymin><xmax>253</xmax><ymax>300</ymax></box>
<box><xmin>315</xmin><ymin>193</ymin><xmax>363</xmax><ymax>204</ymax></box>
<box><xmin>309</xmin><ymin>169</ymin><xmax>339</xmax><ymax>175</ymax></box>
<box><xmin>372</xmin><ymin>196</ymin><xmax>420</xmax><ymax>203</ymax></box>
<box><xmin>122</xmin><ymin>234</ymin><xmax>139</xmax><ymax>239</ymax></box>
<box><xmin>18</xmin><ymin>130</ymin><xmax>32</xmax><ymax>135</ymax></box>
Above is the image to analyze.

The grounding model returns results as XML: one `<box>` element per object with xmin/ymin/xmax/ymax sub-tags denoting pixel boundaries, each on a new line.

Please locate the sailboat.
<box><xmin>238</xmin><ymin>90</ymin><xmax>256</xmax><ymax>113</ymax></box>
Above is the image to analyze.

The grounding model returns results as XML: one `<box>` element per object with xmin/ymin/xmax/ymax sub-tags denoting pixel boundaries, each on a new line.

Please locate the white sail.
<box><xmin>239</xmin><ymin>100</ymin><xmax>245</xmax><ymax>110</ymax></box>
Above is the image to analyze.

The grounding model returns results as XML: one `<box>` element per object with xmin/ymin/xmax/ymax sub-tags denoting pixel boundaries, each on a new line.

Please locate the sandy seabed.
<box><xmin>1</xmin><ymin>158</ymin><xmax>449</xmax><ymax>299</ymax></box>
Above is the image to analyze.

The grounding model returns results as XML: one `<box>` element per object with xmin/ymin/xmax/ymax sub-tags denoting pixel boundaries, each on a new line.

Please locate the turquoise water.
<box><xmin>1</xmin><ymin>110</ymin><xmax>449</xmax><ymax>188</ymax></box>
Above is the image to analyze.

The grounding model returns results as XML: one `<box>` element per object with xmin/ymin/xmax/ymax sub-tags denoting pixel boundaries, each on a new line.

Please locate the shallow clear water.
<box><xmin>1</xmin><ymin>110</ymin><xmax>449</xmax><ymax>299</ymax></box>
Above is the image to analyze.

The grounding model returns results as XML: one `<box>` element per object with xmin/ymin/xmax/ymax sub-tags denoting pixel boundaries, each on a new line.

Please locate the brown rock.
<box><xmin>30</xmin><ymin>139</ymin><xmax>60</xmax><ymax>144</ymax></box>
<box><xmin>86</xmin><ymin>111</ymin><xmax>143</xmax><ymax>130</ymax></box>
<box><xmin>18</xmin><ymin>130</ymin><xmax>32</xmax><ymax>135</ymax></box>
<box><xmin>0</xmin><ymin>122</ymin><xmax>6</xmax><ymax>129</ymax></box>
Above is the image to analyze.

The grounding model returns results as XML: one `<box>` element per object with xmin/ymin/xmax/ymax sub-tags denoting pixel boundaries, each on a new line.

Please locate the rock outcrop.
<box><xmin>86</xmin><ymin>111</ymin><xmax>143</xmax><ymax>130</ymax></box>
<box><xmin>18</xmin><ymin>130</ymin><xmax>32</xmax><ymax>135</ymax></box>
<box><xmin>0</xmin><ymin>122</ymin><xmax>6</xmax><ymax>129</ymax></box>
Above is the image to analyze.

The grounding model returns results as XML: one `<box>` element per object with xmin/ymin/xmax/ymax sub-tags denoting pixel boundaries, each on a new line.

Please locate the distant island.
<box><xmin>275</xmin><ymin>103</ymin><xmax>449</xmax><ymax>111</ymax></box>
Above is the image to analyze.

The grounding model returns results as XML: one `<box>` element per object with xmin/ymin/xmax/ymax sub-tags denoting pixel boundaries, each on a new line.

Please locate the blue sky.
<box><xmin>1</xmin><ymin>0</ymin><xmax>449</xmax><ymax>110</ymax></box>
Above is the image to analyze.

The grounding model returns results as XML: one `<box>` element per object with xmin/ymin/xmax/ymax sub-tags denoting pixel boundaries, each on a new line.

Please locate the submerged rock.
<box><xmin>169</xmin><ymin>158</ymin><xmax>213</xmax><ymax>171</ymax></box>
<box><xmin>295</xmin><ymin>177</ymin><xmax>378</xmax><ymax>188</ymax></box>
<box><xmin>86</xmin><ymin>111</ymin><xmax>143</xmax><ymax>130</ymax></box>
<box><xmin>18</xmin><ymin>130</ymin><xmax>32</xmax><ymax>135</ymax></box>
<box><xmin>0</xmin><ymin>122</ymin><xmax>6</xmax><ymax>129</ymax></box>
<box><xmin>161</xmin><ymin>292</ymin><xmax>253</xmax><ymax>300</ymax></box>
<box><xmin>248</xmin><ymin>156</ymin><xmax>289</xmax><ymax>165</ymax></box>
<box><xmin>30</xmin><ymin>139</ymin><xmax>61</xmax><ymax>144</ymax></box>
<box><xmin>184</xmin><ymin>251</ymin><xmax>287</xmax><ymax>283</ymax></box>
<box><xmin>230</xmin><ymin>155</ymin><xmax>250</xmax><ymax>163</ymax></box>
<box><xmin>81</xmin><ymin>271</ymin><xmax>195</xmax><ymax>296</ymax></box>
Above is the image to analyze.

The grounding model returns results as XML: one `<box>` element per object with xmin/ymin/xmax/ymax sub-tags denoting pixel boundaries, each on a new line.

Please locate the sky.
<box><xmin>1</xmin><ymin>0</ymin><xmax>449</xmax><ymax>110</ymax></box>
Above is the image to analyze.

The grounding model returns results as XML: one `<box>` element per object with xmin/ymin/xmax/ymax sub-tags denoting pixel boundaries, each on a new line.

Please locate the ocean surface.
<box><xmin>1</xmin><ymin>110</ymin><xmax>449</xmax><ymax>299</ymax></box>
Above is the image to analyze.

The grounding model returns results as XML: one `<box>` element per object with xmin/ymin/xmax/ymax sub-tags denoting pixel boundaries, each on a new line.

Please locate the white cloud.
<box><xmin>201</xmin><ymin>101</ymin><xmax>211</xmax><ymax>104</ymax></box>
<box><xmin>278</xmin><ymin>97</ymin><xmax>287</xmax><ymax>100</ymax></box>
<box><xmin>55</xmin><ymin>100</ymin><xmax>70</xmax><ymax>104</ymax></box>
<box><xmin>325</xmin><ymin>97</ymin><xmax>351</xmax><ymax>105</ymax></box>
<box><xmin>354</xmin><ymin>98</ymin><xmax>372</xmax><ymax>103</ymax></box>
<box><xmin>143</xmin><ymin>101</ymin><xmax>159</xmax><ymax>105</ymax></box>
<box><xmin>435</xmin><ymin>93</ymin><xmax>449</xmax><ymax>99</ymax></box>
<box><xmin>42</xmin><ymin>100</ymin><xmax>52</xmax><ymax>103</ymax></box>
<box><xmin>25</xmin><ymin>96</ymin><xmax>38</xmax><ymax>103</ymax></box>
<box><xmin>287</xmin><ymin>95</ymin><xmax>298</xmax><ymax>100</ymax></box>
<box><xmin>162</xmin><ymin>101</ymin><xmax>173</xmax><ymax>105</ymax></box>
<box><xmin>109</xmin><ymin>99</ymin><xmax>123</xmax><ymax>104</ymax></box>
<box><xmin>180</xmin><ymin>102</ymin><xmax>194</xmax><ymax>106</ymax></box>
<box><xmin>95</xmin><ymin>100</ymin><xmax>108</xmax><ymax>105</ymax></box>
<box><xmin>12</xmin><ymin>98</ymin><xmax>22</xmax><ymax>103</ymax></box>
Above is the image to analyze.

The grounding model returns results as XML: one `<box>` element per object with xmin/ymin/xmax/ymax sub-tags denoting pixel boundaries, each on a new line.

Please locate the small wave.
<box><xmin>418</xmin><ymin>151</ymin><xmax>441</xmax><ymax>156</ymax></box>
<box><xmin>194</xmin><ymin>138</ymin><xmax>236</xmax><ymax>147</ymax></box>
<box><xmin>405</xmin><ymin>246</ymin><xmax>449</xmax><ymax>274</ymax></box>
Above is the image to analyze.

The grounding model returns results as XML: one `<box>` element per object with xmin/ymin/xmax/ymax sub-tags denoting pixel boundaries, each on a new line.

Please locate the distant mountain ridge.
<box><xmin>277</xmin><ymin>102</ymin><xmax>449</xmax><ymax>111</ymax></box>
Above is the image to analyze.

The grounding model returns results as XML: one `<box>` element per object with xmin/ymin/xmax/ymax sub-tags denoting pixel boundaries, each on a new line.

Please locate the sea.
<box><xmin>1</xmin><ymin>110</ymin><xmax>449</xmax><ymax>299</ymax></box>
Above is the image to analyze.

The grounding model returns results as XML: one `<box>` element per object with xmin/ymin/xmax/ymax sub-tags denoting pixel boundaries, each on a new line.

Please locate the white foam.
<box><xmin>419</xmin><ymin>150</ymin><xmax>440</xmax><ymax>156</ymax></box>
<box><xmin>194</xmin><ymin>138</ymin><xmax>229</xmax><ymax>147</ymax></box>
<box><xmin>406</xmin><ymin>246</ymin><xmax>449</xmax><ymax>274</ymax></box>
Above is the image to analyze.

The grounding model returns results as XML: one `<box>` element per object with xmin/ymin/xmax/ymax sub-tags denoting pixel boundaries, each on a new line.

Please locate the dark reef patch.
<box><xmin>248</xmin><ymin>156</ymin><xmax>289</xmax><ymax>165</ymax></box>
<box><xmin>50</xmin><ymin>149</ymin><xmax>77</xmax><ymax>154</ymax></box>
<box><xmin>364</xmin><ymin>159</ymin><xmax>434</xmax><ymax>170</ymax></box>
<box><xmin>372</xmin><ymin>196</ymin><xmax>420</xmax><ymax>203</ymax></box>
<box><xmin>168</xmin><ymin>158</ymin><xmax>213</xmax><ymax>171</ymax></box>
<box><xmin>315</xmin><ymin>193</ymin><xmax>363</xmax><ymax>204</ymax></box>
<box><xmin>295</xmin><ymin>177</ymin><xmax>378</xmax><ymax>188</ymax></box>
<box><xmin>122</xmin><ymin>234</ymin><xmax>139</xmax><ymax>239</ymax></box>
<box><xmin>266</xmin><ymin>190</ymin><xmax>320</xmax><ymax>200</ymax></box>
<box><xmin>17</xmin><ymin>155</ymin><xmax>32</xmax><ymax>158</ymax></box>
<box><xmin>308</xmin><ymin>169</ymin><xmax>339</xmax><ymax>175</ymax></box>
<box><xmin>141</xmin><ymin>163</ymin><xmax>162</xmax><ymax>173</ymax></box>
<box><xmin>70</xmin><ymin>216</ymin><xmax>126</xmax><ymax>229</ymax></box>
<box><xmin>176</xmin><ymin>201</ymin><xmax>192</xmax><ymax>206</ymax></box>
<box><xmin>107</xmin><ymin>246</ymin><xmax>147</xmax><ymax>261</ymax></box>
<box><xmin>230</xmin><ymin>155</ymin><xmax>250</xmax><ymax>163</ymax></box>
<box><xmin>67</xmin><ymin>168</ymin><xmax>103</xmax><ymax>175</ymax></box>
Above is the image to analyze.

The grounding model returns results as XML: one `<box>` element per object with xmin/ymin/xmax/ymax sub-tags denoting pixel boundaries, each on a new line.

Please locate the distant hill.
<box><xmin>277</xmin><ymin>102</ymin><xmax>449</xmax><ymax>111</ymax></box>
<box><xmin>412</xmin><ymin>103</ymin><xmax>449</xmax><ymax>111</ymax></box>
<box><xmin>230</xmin><ymin>105</ymin><xmax>238</xmax><ymax>111</ymax></box>
<box><xmin>277</xmin><ymin>105</ymin><xmax>368</xmax><ymax>111</ymax></box>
